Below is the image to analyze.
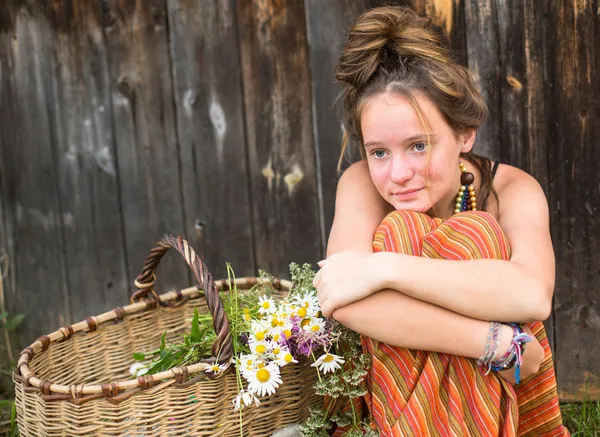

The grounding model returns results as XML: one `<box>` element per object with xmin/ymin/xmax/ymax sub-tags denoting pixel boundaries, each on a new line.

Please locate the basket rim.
<box><xmin>16</xmin><ymin>276</ymin><xmax>292</xmax><ymax>398</ymax></box>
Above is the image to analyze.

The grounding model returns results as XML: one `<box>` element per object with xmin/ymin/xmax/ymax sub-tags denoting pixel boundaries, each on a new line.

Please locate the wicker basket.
<box><xmin>14</xmin><ymin>235</ymin><xmax>320</xmax><ymax>436</ymax></box>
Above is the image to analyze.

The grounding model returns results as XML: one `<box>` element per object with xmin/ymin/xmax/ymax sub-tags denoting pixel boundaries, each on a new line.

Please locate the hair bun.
<box><xmin>336</xmin><ymin>6</ymin><xmax>449</xmax><ymax>89</ymax></box>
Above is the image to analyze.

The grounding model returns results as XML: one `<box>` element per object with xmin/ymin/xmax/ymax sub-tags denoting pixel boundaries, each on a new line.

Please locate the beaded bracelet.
<box><xmin>490</xmin><ymin>323</ymin><xmax>534</xmax><ymax>384</ymax></box>
<box><xmin>477</xmin><ymin>321</ymin><xmax>502</xmax><ymax>375</ymax></box>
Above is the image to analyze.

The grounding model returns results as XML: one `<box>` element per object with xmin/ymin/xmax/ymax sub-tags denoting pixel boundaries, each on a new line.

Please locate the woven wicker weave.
<box><xmin>14</xmin><ymin>235</ymin><xmax>319</xmax><ymax>436</ymax></box>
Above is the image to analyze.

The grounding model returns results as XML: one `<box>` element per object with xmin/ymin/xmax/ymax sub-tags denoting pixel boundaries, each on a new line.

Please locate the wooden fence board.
<box><xmin>304</xmin><ymin>0</ymin><xmax>370</xmax><ymax>248</ymax></box>
<box><xmin>0</xmin><ymin>9</ymin><xmax>20</xmax><ymax>365</ymax></box>
<box><xmin>464</xmin><ymin>0</ymin><xmax>502</xmax><ymax>160</ymax></box>
<box><xmin>0</xmin><ymin>5</ymin><xmax>71</xmax><ymax>343</ymax></box>
<box><xmin>101</xmin><ymin>0</ymin><xmax>189</xmax><ymax>292</ymax></box>
<box><xmin>237</xmin><ymin>0</ymin><xmax>322</xmax><ymax>276</ymax></box>
<box><xmin>545</xmin><ymin>1</ymin><xmax>600</xmax><ymax>401</ymax></box>
<box><xmin>40</xmin><ymin>1</ymin><xmax>129</xmax><ymax>323</ymax></box>
<box><xmin>409</xmin><ymin>0</ymin><xmax>468</xmax><ymax>66</ymax></box>
<box><xmin>166</xmin><ymin>0</ymin><xmax>255</xmax><ymax>279</ymax></box>
<box><xmin>494</xmin><ymin>0</ymin><xmax>557</xmax><ymax>351</ymax></box>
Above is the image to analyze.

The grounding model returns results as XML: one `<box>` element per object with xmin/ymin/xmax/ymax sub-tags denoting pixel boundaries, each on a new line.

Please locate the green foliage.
<box><xmin>288</xmin><ymin>263</ymin><xmax>378</xmax><ymax>437</ymax></box>
<box><xmin>133</xmin><ymin>266</ymin><xmax>278</xmax><ymax>375</ymax></box>
<box><xmin>561</xmin><ymin>397</ymin><xmax>600</xmax><ymax>436</ymax></box>
<box><xmin>132</xmin><ymin>309</ymin><xmax>215</xmax><ymax>374</ymax></box>
<box><xmin>0</xmin><ymin>312</ymin><xmax>24</xmax><ymax>333</ymax></box>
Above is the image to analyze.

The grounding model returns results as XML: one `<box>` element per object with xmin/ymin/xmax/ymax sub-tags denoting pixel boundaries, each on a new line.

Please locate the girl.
<box><xmin>314</xmin><ymin>6</ymin><xmax>568</xmax><ymax>437</ymax></box>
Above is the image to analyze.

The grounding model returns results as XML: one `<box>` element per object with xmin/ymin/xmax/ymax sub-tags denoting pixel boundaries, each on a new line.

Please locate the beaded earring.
<box><xmin>454</xmin><ymin>161</ymin><xmax>477</xmax><ymax>213</ymax></box>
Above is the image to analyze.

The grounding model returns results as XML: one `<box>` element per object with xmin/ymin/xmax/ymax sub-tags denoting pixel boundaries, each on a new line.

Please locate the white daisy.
<box><xmin>302</xmin><ymin>317</ymin><xmax>326</xmax><ymax>334</ymax></box>
<box><xmin>129</xmin><ymin>362</ymin><xmax>148</xmax><ymax>377</ymax></box>
<box><xmin>233</xmin><ymin>390</ymin><xmax>261</xmax><ymax>411</ymax></box>
<box><xmin>278</xmin><ymin>321</ymin><xmax>294</xmax><ymax>340</ymax></box>
<box><xmin>258</xmin><ymin>296</ymin><xmax>276</xmax><ymax>315</ymax></box>
<box><xmin>275</xmin><ymin>348</ymin><xmax>298</xmax><ymax>367</ymax></box>
<box><xmin>248</xmin><ymin>338</ymin><xmax>274</xmax><ymax>357</ymax></box>
<box><xmin>236</xmin><ymin>354</ymin><xmax>256</xmax><ymax>371</ymax></box>
<box><xmin>206</xmin><ymin>361</ymin><xmax>227</xmax><ymax>375</ymax></box>
<box><xmin>294</xmin><ymin>292</ymin><xmax>320</xmax><ymax>316</ymax></box>
<box><xmin>311</xmin><ymin>353</ymin><xmax>345</xmax><ymax>374</ymax></box>
<box><xmin>245</xmin><ymin>363</ymin><xmax>282</xmax><ymax>397</ymax></box>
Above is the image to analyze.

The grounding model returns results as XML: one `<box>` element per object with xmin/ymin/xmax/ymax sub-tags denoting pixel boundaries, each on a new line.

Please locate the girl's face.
<box><xmin>360</xmin><ymin>91</ymin><xmax>475</xmax><ymax>218</ymax></box>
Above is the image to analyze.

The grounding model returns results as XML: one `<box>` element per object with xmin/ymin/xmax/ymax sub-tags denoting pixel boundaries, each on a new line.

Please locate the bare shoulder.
<box><xmin>493</xmin><ymin>163</ymin><xmax>550</xmax><ymax>228</ymax></box>
<box><xmin>339</xmin><ymin>160</ymin><xmax>372</xmax><ymax>187</ymax></box>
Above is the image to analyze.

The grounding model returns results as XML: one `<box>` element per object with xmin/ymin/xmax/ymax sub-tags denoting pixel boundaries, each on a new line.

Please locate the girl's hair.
<box><xmin>336</xmin><ymin>6</ymin><xmax>498</xmax><ymax>212</ymax></box>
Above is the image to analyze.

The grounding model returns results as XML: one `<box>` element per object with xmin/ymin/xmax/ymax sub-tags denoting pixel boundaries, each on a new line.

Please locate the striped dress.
<box><xmin>333</xmin><ymin>210</ymin><xmax>568</xmax><ymax>436</ymax></box>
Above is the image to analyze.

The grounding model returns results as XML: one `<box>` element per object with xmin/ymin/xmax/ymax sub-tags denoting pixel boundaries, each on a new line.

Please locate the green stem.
<box><xmin>310</xmin><ymin>351</ymin><xmax>322</xmax><ymax>383</ymax></box>
<box><xmin>343</xmin><ymin>378</ymin><xmax>358</xmax><ymax>427</ymax></box>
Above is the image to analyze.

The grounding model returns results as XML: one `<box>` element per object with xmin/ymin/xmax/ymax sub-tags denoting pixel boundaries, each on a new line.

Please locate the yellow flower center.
<box><xmin>261</xmin><ymin>301</ymin><xmax>270</xmax><ymax>310</ymax></box>
<box><xmin>256</xmin><ymin>368</ymin><xmax>270</xmax><ymax>383</ymax></box>
<box><xmin>283</xmin><ymin>329</ymin><xmax>292</xmax><ymax>339</ymax></box>
<box><xmin>256</xmin><ymin>345</ymin><xmax>266</xmax><ymax>354</ymax></box>
<box><xmin>301</xmin><ymin>318</ymin><xmax>311</xmax><ymax>327</ymax></box>
<box><xmin>243</xmin><ymin>308</ymin><xmax>250</xmax><ymax>314</ymax></box>
<box><xmin>298</xmin><ymin>307</ymin><xmax>307</xmax><ymax>318</ymax></box>
<box><xmin>211</xmin><ymin>365</ymin><xmax>220</xmax><ymax>372</ymax></box>
<box><xmin>273</xmin><ymin>348</ymin><xmax>280</xmax><ymax>355</ymax></box>
<box><xmin>255</xmin><ymin>331</ymin><xmax>265</xmax><ymax>341</ymax></box>
<box><xmin>311</xmin><ymin>325</ymin><xmax>320</xmax><ymax>332</ymax></box>
<box><xmin>244</xmin><ymin>314</ymin><xmax>251</xmax><ymax>321</ymax></box>
<box><xmin>273</xmin><ymin>333</ymin><xmax>280</xmax><ymax>342</ymax></box>
<box><xmin>271</xmin><ymin>318</ymin><xmax>279</xmax><ymax>327</ymax></box>
<box><xmin>323</xmin><ymin>354</ymin><xmax>334</xmax><ymax>363</ymax></box>
<box><xmin>284</xmin><ymin>353</ymin><xmax>293</xmax><ymax>363</ymax></box>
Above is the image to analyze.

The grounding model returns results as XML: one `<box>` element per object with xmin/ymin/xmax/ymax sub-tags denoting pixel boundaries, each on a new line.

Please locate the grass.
<box><xmin>561</xmin><ymin>397</ymin><xmax>600</xmax><ymax>436</ymax></box>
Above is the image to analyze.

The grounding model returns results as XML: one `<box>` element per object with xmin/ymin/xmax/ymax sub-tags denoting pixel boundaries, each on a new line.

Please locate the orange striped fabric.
<box><xmin>333</xmin><ymin>210</ymin><xmax>568</xmax><ymax>436</ymax></box>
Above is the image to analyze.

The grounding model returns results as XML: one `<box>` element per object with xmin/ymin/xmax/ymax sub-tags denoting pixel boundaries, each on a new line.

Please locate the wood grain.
<box><xmin>167</xmin><ymin>0</ymin><xmax>256</xmax><ymax>279</ymax></box>
<box><xmin>102</xmin><ymin>0</ymin><xmax>189</xmax><ymax>293</ymax></box>
<box><xmin>237</xmin><ymin>0</ymin><xmax>322</xmax><ymax>276</ymax></box>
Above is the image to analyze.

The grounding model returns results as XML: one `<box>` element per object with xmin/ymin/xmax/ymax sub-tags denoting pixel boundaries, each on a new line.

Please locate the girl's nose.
<box><xmin>389</xmin><ymin>157</ymin><xmax>414</xmax><ymax>184</ymax></box>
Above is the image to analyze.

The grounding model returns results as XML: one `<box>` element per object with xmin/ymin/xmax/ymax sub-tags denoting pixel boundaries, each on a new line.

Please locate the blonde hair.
<box><xmin>336</xmin><ymin>6</ymin><xmax>497</xmax><ymax>211</ymax></box>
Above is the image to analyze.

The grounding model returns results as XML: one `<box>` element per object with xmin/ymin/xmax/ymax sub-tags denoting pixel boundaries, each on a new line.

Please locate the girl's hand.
<box><xmin>313</xmin><ymin>251</ymin><xmax>386</xmax><ymax>317</ymax></box>
<box><xmin>498</xmin><ymin>325</ymin><xmax>545</xmax><ymax>384</ymax></box>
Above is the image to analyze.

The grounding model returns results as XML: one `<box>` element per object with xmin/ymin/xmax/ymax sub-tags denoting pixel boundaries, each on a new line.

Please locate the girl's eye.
<box><xmin>413</xmin><ymin>142</ymin><xmax>427</xmax><ymax>152</ymax></box>
<box><xmin>373</xmin><ymin>150</ymin><xmax>387</xmax><ymax>158</ymax></box>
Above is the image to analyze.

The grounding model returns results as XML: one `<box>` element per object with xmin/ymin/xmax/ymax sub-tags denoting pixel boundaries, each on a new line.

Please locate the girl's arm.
<box><xmin>323</xmin><ymin>161</ymin><xmax>546</xmax><ymax>382</ymax></box>
<box><xmin>317</xmin><ymin>162</ymin><xmax>554</xmax><ymax>323</ymax></box>
<box><xmin>332</xmin><ymin>290</ymin><xmax>544</xmax><ymax>384</ymax></box>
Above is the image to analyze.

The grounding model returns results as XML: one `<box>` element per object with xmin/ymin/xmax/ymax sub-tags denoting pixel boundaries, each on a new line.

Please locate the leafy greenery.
<box><xmin>288</xmin><ymin>263</ymin><xmax>378</xmax><ymax>437</ymax></box>
<box><xmin>561</xmin><ymin>397</ymin><xmax>600</xmax><ymax>436</ymax></box>
<box><xmin>133</xmin><ymin>267</ymin><xmax>277</xmax><ymax>375</ymax></box>
<box><xmin>132</xmin><ymin>309</ymin><xmax>215</xmax><ymax>374</ymax></box>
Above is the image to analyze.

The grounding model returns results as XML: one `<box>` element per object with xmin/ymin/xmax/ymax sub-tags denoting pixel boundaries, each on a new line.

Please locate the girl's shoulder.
<box><xmin>491</xmin><ymin>162</ymin><xmax>549</xmax><ymax>221</ymax></box>
<box><xmin>492</xmin><ymin>162</ymin><xmax>542</xmax><ymax>193</ymax></box>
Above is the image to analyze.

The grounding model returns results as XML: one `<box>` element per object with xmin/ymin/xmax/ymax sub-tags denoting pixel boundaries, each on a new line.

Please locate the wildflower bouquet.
<box><xmin>131</xmin><ymin>263</ymin><xmax>377</xmax><ymax>436</ymax></box>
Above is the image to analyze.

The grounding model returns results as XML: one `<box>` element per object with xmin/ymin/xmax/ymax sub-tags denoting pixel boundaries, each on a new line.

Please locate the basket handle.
<box><xmin>130</xmin><ymin>235</ymin><xmax>232</xmax><ymax>365</ymax></box>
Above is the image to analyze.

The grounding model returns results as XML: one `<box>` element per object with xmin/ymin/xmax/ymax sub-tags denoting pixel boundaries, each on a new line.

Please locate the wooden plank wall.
<box><xmin>0</xmin><ymin>0</ymin><xmax>597</xmax><ymax>400</ymax></box>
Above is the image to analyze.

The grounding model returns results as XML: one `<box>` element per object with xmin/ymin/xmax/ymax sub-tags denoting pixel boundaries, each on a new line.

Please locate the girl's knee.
<box><xmin>423</xmin><ymin>211</ymin><xmax>511</xmax><ymax>261</ymax></box>
<box><xmin>372</xmin><ymin>210</ymin><xmax>440</xmax><ymax>255</ymax></box>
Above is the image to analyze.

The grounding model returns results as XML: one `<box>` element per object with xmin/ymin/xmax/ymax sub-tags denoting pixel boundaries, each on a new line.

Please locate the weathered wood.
<box><xmin>38</xmin><ymin>1</ymin><xmax>130</xmax><ymax>323</ymax></box>
<box><xmin>166</xmin><ymin>0</ymin><xmax>255</xmax><ymax>279</ymax></box>
<box><xmin>304</xmin><ymin>0</ymin><xmax>370</xmax><ymax>249</ymax></box>
<box><xmin>545</xmin><ymin>1</ymin><xmax>600</xmax><ymax>402</ymax></box>
<box><xmin>492</xmin><ymin>0</ymin><xmax>556</xmax><ymax>351</ymax></box>
<box><xmin>101</xmin><ymin>0</ymin><xmax>189</xmax><ymax>292</ymax></box>
<box><xmin>409</xmin><ymin>0</ymin><xmax>468</xmax><ymax>66</ymax></box>
<box><xmin>237</xmin><ymin>0</ymin><xmax>322</xmax><ymax>276</ymax></box>
<box><xmin>464</xmin><ymin>0</ymin><xmax>502</xmax><ymax>160</ymax></box>
<box><xmin>0</xmin><ymin>4</ymin><xmax>71</xmax><ymax>344</ymax></box>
